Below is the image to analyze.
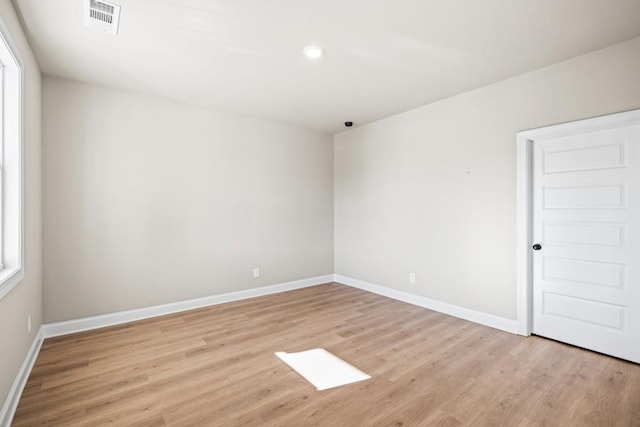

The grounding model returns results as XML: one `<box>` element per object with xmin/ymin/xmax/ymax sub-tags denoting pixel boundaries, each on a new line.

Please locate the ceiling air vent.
<box><xmin>85</xmin><ymin>0</ymin><xmax>121</xmax><ymax>35</ymax></box>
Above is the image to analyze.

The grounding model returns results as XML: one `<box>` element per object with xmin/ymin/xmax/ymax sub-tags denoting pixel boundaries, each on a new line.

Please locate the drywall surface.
<box><xmin>0</xmin><ymin>0</ymin><xmax>42</xmax><ymax>407</ymax></box>
<box><xmin>43</xmin><ymin>78</ymin><xmax>333</xmax><ymax>322</ymax></box>
<box><xmin>334</xmin><ymin>37</ymin><xmax>640</xmax><ymax>320</ymax></box>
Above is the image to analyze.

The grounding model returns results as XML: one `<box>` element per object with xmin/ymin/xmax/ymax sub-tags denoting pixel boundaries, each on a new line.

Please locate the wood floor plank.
<box><xmin>12</xmin><ymin>283</ymin><xmax>640</xmax><ymax>426</ymax></box>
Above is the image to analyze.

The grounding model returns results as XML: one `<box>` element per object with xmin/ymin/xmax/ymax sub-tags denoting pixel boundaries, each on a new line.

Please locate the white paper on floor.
<box><xmin>275</xmin><ymin>348</ymin><xmax>371</xmax><ymax>391</ymax></box>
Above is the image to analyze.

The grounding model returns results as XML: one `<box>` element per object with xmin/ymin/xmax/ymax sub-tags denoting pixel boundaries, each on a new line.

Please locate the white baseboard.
<box><xmin>334</xmin><ymin>274</ymin><xmax>519</xmax><ymax>334</ymax></box>
<box><xmin>42</xmin><ymin>275</ymin><xmax>334</xmax><ymax>338</ymax></box>
<box><xmin>0</xmin><ymin>328</ymin><xmax>44</xmax><ymax>427</ymax></box>
<box><xmin>42</xmin><ymin>273</ymin><xmax>519</xmax><ymax>339</ymax></box>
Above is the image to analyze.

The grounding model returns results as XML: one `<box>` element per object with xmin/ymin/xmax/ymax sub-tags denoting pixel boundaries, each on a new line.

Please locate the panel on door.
<box><xmin>532</xmin><ymin>124</ymin><xmax>640</xmax><ymax>363</ymax></box>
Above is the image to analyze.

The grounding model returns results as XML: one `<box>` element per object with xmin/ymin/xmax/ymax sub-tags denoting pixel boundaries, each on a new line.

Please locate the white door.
<box><xmin>532</xmin><ymin>123</ymin><xmax>640</xmax><ymax>363</ymax></box>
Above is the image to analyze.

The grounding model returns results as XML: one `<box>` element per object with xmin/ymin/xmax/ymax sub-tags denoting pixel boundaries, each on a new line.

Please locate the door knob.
<box><xmin>532</xmin><ymin>243</ymin><xmax>542</xmax><ymax>251</ymax></box>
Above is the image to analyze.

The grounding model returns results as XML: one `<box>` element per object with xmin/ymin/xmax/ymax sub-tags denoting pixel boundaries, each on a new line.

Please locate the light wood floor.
<box><xmin>13</xmin><ymin>283</ymin><xmax>640</xmax><ymax>426</ymax></box>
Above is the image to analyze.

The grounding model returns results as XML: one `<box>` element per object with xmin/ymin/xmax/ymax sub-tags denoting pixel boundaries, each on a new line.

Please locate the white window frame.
<box><xmin>0</xmin><ymin>15</ymin><xmax>25</xmax><ymax>300</ymax></box>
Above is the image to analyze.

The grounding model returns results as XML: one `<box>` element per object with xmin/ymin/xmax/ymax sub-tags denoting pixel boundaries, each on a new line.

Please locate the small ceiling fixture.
<box><xmin>303</xmin><ymin>45</ymin><xmax>325</xmax><ymax>59</ymax></box>
<box><xmin>85</xmin><ymin>0</ymin><xmax>121</xmax><ymax>35</ymax></box>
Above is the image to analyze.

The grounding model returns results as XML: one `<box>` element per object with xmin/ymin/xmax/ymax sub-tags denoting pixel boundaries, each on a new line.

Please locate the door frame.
<box><xmin>516</xmin><ymin>108</ymin><xmax>640</xmax><ymax>336</ymax></box>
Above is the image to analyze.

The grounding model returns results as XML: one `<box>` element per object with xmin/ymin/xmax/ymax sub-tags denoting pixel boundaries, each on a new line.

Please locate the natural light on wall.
<box><xmin>0</xmin><ymin>16</ymin><xmax>24</xmax><ymax>300</ymax></box>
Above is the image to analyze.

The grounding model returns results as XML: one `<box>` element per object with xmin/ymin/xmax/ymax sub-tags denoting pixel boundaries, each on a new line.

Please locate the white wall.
<box><xmin>0</xmin><ymin>0</ymin><xmax>42</xmax><ymax>407</ymax></box>
<box><xmin>43</xmin><ymin>78</ymin><xmax>333</xmax><ymax>323</ymax></box>
<box><xmin>334</xmin><ymin>37</ymin><xmax>640</xmax><ymax>320</ymax></box>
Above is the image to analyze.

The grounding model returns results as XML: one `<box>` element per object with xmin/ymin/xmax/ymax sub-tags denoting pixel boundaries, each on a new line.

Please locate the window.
<box><xmin>0</xmin><ymin>16</ymin><xmax>24</xmax><ymax>300</ymax></box>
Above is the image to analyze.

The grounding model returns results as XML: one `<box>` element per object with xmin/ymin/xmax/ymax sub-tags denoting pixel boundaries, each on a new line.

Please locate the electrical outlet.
<box><xmin>409</xmin><ymin>273</ymin><xmax>416</xmax><ymax>284</ymax></box>
<box><xmin>253</xmin><ymin>267</ymin><xmax>260</xmax><ymax>278</ymax></box>
<box><xmin>27</xmin><ymin>314</ymin><xmax>32</xmax><ymax>333</ymax></box>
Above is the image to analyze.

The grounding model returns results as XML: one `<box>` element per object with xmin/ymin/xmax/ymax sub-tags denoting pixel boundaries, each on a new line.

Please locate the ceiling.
<box><xmin>14</xmin><ymin>0</ymin><xmax>640</xmax><ymax>133</ymax></box>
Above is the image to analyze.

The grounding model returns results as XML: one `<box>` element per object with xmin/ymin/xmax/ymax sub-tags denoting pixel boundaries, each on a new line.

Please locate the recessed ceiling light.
<box><xmin>303</xmin><ymin>45</ymin><xmax>325</xmax><ymax>59</ymax></box>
